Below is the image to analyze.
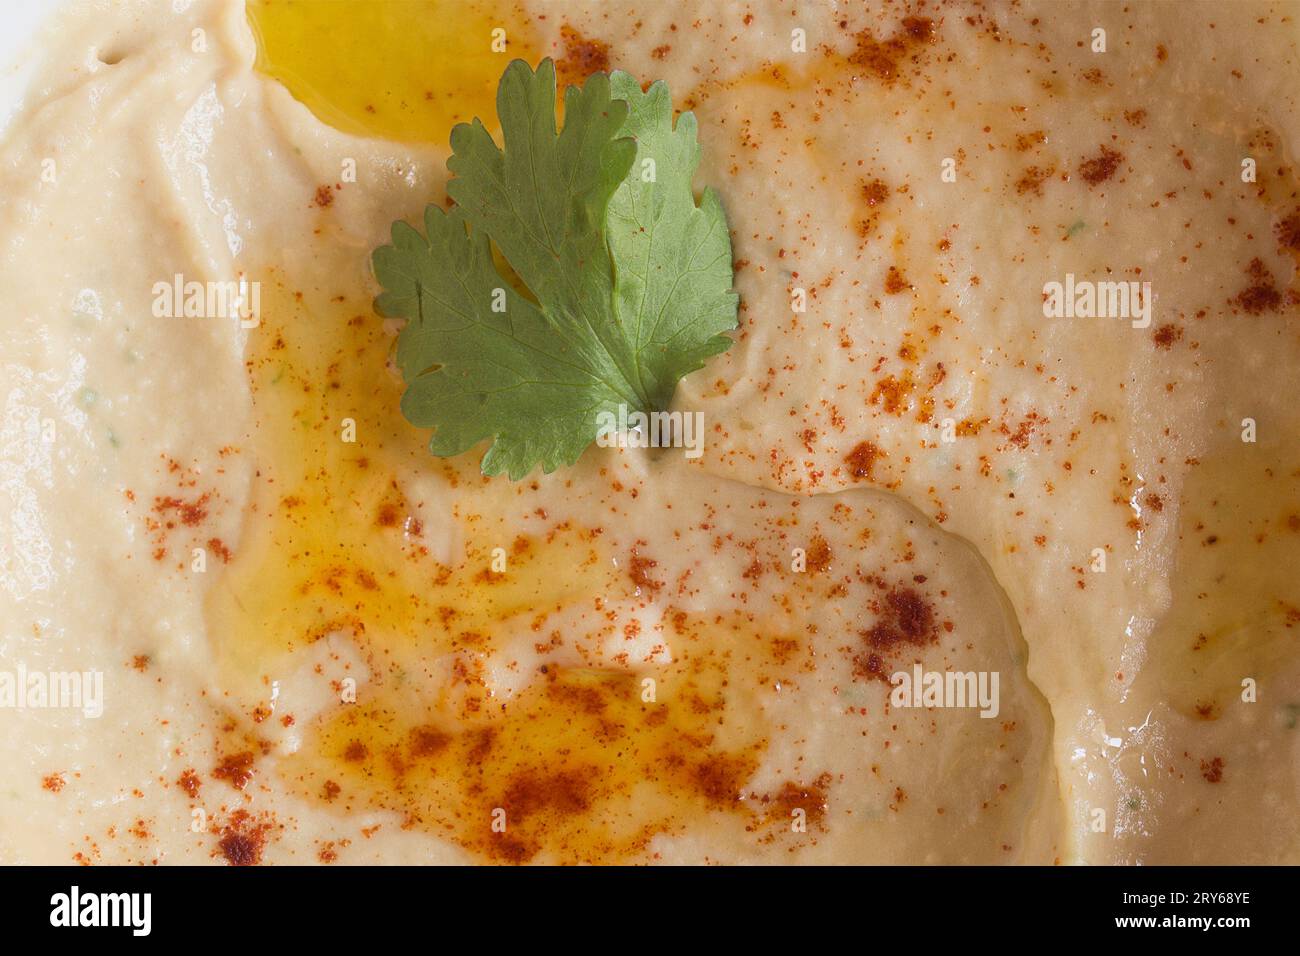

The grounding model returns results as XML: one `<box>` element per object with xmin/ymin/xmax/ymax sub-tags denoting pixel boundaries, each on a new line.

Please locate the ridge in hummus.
<box><xmin>0</xmin><ymin>0</ymin><xmax>1295</xmax><ymax>865</ymax></box>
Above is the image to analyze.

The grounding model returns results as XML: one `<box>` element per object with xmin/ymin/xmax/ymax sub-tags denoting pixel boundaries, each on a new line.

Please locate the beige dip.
<box><xmin>0</xmin><ymin>0</ymin><xmax>1296</xmax><ymax>863</ymax></box>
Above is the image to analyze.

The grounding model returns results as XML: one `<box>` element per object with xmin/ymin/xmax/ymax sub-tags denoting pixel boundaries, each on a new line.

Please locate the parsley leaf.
<box><xmin>371</xmin><ymin>58</ymin><xmax>737</xmax><ymax>479</ymax></box>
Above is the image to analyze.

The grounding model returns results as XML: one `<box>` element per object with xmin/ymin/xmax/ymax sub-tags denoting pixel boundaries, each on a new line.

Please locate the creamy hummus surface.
<box><xmin>0</xmin><ymin>0</ymin><xmax>1296</xmax><ymax>864</ymax></box>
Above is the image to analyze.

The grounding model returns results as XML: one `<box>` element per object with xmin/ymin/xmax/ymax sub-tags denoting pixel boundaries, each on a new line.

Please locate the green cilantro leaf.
<box><xmin>371</xmin><ymin>58</ymin><xmax>738</xmax><ymax>479</ymax></box>
<box><xmin>605</xmin><ymin>72</ymin><xmax>739</xmax><ymax>412</ymax></box>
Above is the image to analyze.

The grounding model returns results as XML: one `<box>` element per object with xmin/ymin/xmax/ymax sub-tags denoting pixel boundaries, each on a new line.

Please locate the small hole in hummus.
<box><xmin>97</xmin><ymin>47</ymin><xmax>126</xmax><ymax>65</ymax></box>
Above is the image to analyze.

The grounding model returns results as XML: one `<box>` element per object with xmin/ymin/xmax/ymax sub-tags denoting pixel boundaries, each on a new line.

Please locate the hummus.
<box><xmin>0</xmin><ymin>0</ymin><xmax>1295</xmax><ymax>864</ymax></box>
